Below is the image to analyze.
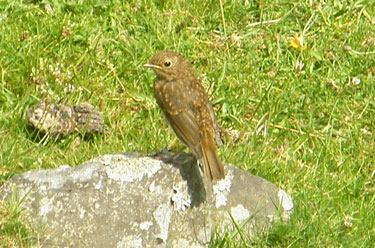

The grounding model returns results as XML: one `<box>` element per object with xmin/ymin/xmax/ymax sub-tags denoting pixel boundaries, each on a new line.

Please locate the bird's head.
<box><xmin>144</xmin><ymin>51</ymin><xmax>193</xmax><ymax>81</ymax></box>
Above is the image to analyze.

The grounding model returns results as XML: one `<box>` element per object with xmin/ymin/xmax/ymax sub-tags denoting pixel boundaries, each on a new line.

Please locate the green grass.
<box><xmin>1</xmin><ymin>0</ymin><xmax>375</xmax><ymax>247</ymax></box>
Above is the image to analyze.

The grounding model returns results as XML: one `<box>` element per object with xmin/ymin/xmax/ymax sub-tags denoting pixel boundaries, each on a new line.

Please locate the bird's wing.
<box><xmin>207</xmin><ymin>102</ymin><xmax>223</xmax><ymax>147</ymax></box>
<box><xmin>154</xmin><ymin>81</ymin><xmax>202</xmax><ymax>158</ymax></box>
<box><xmin>164</xmin><ymin>110</ymin><xmax>202</xmax><ymax>158</ymax></box>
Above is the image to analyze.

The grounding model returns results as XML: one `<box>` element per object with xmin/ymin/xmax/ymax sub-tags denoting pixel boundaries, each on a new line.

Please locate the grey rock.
<box><xmin>0</xmin><ymin>153</ymin><xmax>293</xmax><ymax>247</ymax></box>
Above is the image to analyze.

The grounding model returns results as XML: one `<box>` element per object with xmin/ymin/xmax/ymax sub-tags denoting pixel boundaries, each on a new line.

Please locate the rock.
<box><xmin>0</xmin><ymin>153</ymin><xmax>293</xmax><ymax>247</ymax></box>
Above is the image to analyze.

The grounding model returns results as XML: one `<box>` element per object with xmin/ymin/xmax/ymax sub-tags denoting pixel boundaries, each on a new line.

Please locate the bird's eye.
<box><xmin>164</xmin><ymin>61</ymin><xmax>172</xmax><ymax>67</ymax></box>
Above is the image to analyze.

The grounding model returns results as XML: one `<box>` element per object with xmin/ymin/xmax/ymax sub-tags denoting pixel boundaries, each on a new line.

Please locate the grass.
<box><xmin>1</xmin><ymin>0</ymin><xmax>375</xmax><ymax>247</ymax></box>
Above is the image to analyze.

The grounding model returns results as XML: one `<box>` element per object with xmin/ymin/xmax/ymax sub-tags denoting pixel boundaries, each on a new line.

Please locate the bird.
<box><xmin>144</xmin><ymin>51</ymin><xmax>225</xmax><ymax>181</ymax></box>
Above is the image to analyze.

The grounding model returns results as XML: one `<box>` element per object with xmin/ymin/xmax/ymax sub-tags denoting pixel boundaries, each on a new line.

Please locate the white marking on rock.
<box><xmin>140</xmin><ymin>221</ymin><xmax>153</xmax><ymax>230</ymax></box>
<box><xmin>102</xmin><ymin>155</ymin><xmax>162</xmax><ymax>182</ymax></box>
<box><xmin>40</xmin><ymin>197</ymin><xmax>51</xmax><ymax>216</ymax></box>
<box><xmin>94</xmin><ymin>179</ymin><xmax>102</xmax><ymax>190</ymax></box>
<box><xmin>231</xmin><ymin>204</ymin><xmax>250</xmax><ymax>223</ymax></box>
<box><xmin>116</xmin><ymin>234</ymin><xmax>142</xmax><ymax>248</ymax></box>
<box><xmin>153</xmin><ymin>204</ymin><xmax>172</xmax><ymax>244</ymax></box>
<box><xmin>22</xmin><ymin>165</ymin><xmax>71</xmax><ymax>189</ymax></box>
<box><xmin>148</xmin><ymin>181</ymin><xmax>155</xmax><ymax>192</ymax></box>
<box><xmin>213</xmin><ymin>169</ymin><xmax>233</xmax><ymax>208</ymax></box>
<box><xmin>171</xmin><ymin>182</ymin><xmax>191</xmax><ymax>211</ymax></box>
<box><xmin>278</xmin><ymin>189</ymin><xmax>294</xmax><ymax>211</ymax></box>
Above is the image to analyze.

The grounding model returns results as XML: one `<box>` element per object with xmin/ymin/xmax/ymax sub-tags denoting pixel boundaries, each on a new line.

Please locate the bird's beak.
<box><xmin>144</xmin><ymin>63</ymin><xmax>161</xmax><ymax>69</ymax></box>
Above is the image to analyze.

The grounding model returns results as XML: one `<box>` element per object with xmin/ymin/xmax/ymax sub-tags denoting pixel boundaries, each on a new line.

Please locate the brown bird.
<box><xmin>144</xmin><ymin>51</ymin><xmax>225</xmax><ymax>181</ymax></box>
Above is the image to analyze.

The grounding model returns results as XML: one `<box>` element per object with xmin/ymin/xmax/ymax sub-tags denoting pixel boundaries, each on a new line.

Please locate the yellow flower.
<box><xmin>289</xmin><ymin>33</ymin><xmax>307</xmax><ymax>50</ymax></box>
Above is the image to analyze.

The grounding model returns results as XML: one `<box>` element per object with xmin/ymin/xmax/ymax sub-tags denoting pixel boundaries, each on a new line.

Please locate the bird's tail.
<box><xmin>201</xmin><ymin>132</ymin><xmax>225</xmax><ymax>181</ymax></box>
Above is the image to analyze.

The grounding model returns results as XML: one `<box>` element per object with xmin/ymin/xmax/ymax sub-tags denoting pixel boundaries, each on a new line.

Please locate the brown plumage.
<box><xmin>144</xmin><ymin>51</ymin><xmax>225</xmax><ymax>181</ymax></box>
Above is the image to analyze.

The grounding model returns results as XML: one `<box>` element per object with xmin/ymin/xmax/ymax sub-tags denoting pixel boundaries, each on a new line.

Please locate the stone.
<box><xmin>0</xmin><ymin>153</ymin><xmax>293</xmax><ymax>247</ymax></box>
<box><xmin>26</xmin><ymin>101</ymin><xmax>109</xmax><ymax>136</ymax></box>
